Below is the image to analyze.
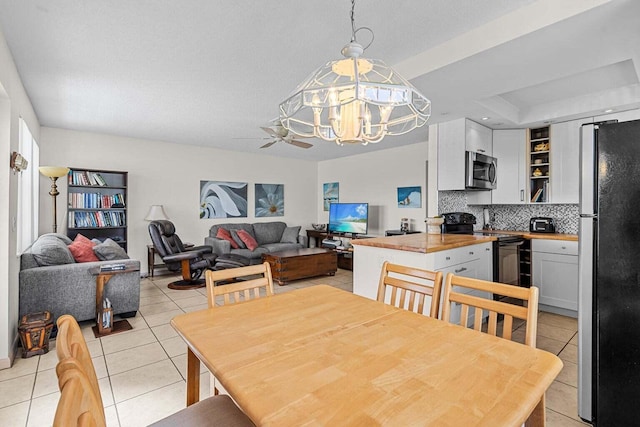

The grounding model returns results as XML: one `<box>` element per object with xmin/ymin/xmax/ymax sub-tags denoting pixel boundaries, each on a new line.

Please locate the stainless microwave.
<box><xmin>465</xmin><ymin>151</ymin><xmax>497</xmax><ymax>190</ymax></box>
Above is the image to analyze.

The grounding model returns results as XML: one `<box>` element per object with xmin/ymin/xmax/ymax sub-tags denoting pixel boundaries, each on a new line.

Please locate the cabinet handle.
<box><xmin>561</xmin><ymin>246</ymin><xmax>566</xmax><ymax>250</ymax></box>
<box><xmin>446</xmin><ymin>256</ymin><xmax>451</xmax><ymax>260</ymax></box>
<box><xmin>478</xmin><ymin>149</ymin><xmax>485</xmax><ymax>153</ymax></box>
<box><xmin>520</xmin><ymin>190</ymin><xmax>524</xmax><ymax>201</ymax></box>
<box><xmin>469</xmin><ymin>251</ymin><xmax>474</xmax><ymax>255</ymax></box>
<box><xmin>485</xmin><ymin>247</ymin><xmax>490</xmax><ymax>251</ymax></box>
<box><xmin>455</xmin><ymin>267</ymin><xmax>467</xmax><ymax>273</ymax></box>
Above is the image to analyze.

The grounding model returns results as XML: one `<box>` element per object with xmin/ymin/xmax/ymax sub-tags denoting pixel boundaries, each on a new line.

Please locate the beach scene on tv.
<box><xmin>329</xmin><ymin>203</ymin><xmax>368</xmax><ymax>235</ymax></box>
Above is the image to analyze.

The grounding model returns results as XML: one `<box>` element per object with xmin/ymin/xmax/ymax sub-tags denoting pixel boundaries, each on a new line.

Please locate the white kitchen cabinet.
<box><xmin>531</xmin><ymin>239</ymin><xmax>578</xmax><ymax>317</ymax></box>
<box><xmin>550</xmin><ymin>118</ymin><xmax>592</xmax><ymax>204</ymax></box>
<box><xmin>491</xmin><ymin>129</ymin><xmax>527</xmax><ymax>204</ymax></box>
<box><xmin>437</xmin><ymin>118</ymin><xmax>492</xmax><ymax>191</ymax></box>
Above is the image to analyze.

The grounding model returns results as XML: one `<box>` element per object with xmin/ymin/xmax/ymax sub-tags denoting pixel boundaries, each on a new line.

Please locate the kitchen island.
<box><xmin>351</xmin><ymin>233</ymin><xmax>496</xmax><ymax>309</ymax></box>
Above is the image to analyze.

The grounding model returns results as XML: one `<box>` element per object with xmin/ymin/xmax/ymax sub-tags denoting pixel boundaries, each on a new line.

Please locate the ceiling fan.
<box><xmin>258</xmin><ymin>120</ymin><xmax>313</xmax><ymax>149</ymax></box>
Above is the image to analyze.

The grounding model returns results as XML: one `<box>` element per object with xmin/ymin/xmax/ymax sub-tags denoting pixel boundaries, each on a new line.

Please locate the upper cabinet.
<box><xmin>492</xmin><ymin>129</ymin><xmax>526</xmax><ymax>204</ymax></box>
<box><xmin>550</xmin><ymin>118</ymin><xmax>592</xmax><ymax>204</ymax></box>
<box><xmin>528</xmin><ymin>126</ymin><xmax>550</xmax><ymax>203</ymax></box>
<box><xmin>438</xmin><ymin>118</ymin><xmax>493</xmax><ymax>191</ymax></box>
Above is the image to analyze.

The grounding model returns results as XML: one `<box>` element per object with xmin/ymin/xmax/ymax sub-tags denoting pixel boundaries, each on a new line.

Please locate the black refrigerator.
<box><xmin>578</xmin><ymin>119</ymin><xmax>640</xmax><ymax>425</ymax></box>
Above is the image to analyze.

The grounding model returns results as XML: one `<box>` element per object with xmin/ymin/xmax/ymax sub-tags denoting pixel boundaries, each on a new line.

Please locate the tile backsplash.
<box><xmin>438</xmin><ymin>191</ymin><xmax>579</xmax><ymax>234</ymax></box>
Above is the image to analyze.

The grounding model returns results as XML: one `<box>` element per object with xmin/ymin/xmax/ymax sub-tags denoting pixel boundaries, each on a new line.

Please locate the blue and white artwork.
<box><xmin>397</xmin><ymin>186</ymin><xmax>422</xmax><ymax>208</ymax></box>
<box><xmin>255</xmin><ymin>184</ymin><xmax>284</xmax><ymax>217</ymax></box>
<box><xmin>200</xmin><ymin>181</ymin><xmax>248</xmax><ymax>218</ymax></box>
<box><xmin>323</xmin><ymin>182</ymin><xmax>339</xmax><ymax>211</ymax></box>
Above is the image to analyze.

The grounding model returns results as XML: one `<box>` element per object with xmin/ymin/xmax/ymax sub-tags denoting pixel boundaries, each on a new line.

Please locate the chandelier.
<box><xmin>279</xmin><ymin>0</ymin><xmax>431</xmax><ymax>146</ymax></box>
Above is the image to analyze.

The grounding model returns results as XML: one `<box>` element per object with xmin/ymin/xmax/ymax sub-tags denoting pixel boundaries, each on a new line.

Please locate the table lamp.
<box><xmin>39</xmin><ymin>166</ymin><xmax>70</xmax><ymax>233</ymax></box>
<box><xmin>144</xmin><ymin>205</ymin><xmax>169</xmax><ymax>221</ymax></box>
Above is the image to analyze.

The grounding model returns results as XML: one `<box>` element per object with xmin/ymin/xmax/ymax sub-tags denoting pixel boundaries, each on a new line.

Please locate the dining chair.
<box><xmin>377</xmin><ymin>261</ymin><xmax>443</xmax><ymax>318</ymax></box>
<box><xmin>441</xmin><ymin>273</ymin><xmax>540</xmax><ymax>348</ymax></box>
<box><xmin>205</xmin><ymin>262</ymin><xmax>274</xmax><ymax>308</ymax></box>
<box><xmin>54</xmin><ymin>315</ymin><xmax>255</xmax><ymax>426</ymax></box>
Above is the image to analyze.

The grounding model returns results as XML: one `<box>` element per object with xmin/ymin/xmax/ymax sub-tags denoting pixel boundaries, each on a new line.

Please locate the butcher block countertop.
<box><xmin>481</xmin><ymin>230</ymin><xmax>579</xmax><ymax>241</ymax></box>
<box><xmin>350</xmin><ymin>233</ymin><xmax>496</xmax><ymax>254</ymax></box>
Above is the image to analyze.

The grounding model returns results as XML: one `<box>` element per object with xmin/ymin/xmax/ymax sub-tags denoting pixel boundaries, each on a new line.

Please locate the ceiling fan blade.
<box><xmin>260</xmin><ymin>140</ymin><xmax>277</xmax><ymax>149</ymax></box>
<box><xmin>260</xmin><ymin>126</ymin><xmax>279</xmax><ymax>137</ymax></box>
<box><xmin>289</xmin><ymin>139</ymin><xmax>313</xmax><ymax>149</ymax></box>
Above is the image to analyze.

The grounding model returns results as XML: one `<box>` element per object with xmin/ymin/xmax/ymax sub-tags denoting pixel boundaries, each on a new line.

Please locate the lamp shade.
<box><xmin>144</xmin><ymin>205</ymin><xmax>169</xmax><ymax>221</ymax></box>
<box><xmin>39</xmin><ymin>166</ymin><xmax>70</xmax><ymax>178</ymax></box>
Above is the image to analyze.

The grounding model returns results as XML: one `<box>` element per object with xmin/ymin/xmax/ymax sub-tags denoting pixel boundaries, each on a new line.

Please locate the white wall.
<box><xmin>317</xmin><ymin>140</ymin><xmax>429</xmax><ymax>235</ymax></box>
<box><xmin>39</xmin><ymin>127</ymin><xmax>318</xmax><ymax>274</ymax></box>
<box><xmin>0</xmin><ymin>30</ymin><xmax>40</xmax><ymax>367</ymax></box>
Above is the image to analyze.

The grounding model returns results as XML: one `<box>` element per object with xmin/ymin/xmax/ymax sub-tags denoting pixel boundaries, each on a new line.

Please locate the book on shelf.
<box><xmin>531</xmin><ymin>188</ymin><xmax>543</xmax><ymax>203</ymax></box>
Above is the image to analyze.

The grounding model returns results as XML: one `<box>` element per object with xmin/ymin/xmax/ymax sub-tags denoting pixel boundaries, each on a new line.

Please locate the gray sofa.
<box><xmin>205</xmin><ymin>222</ymin><xmax>307</xmax><ymax>264</ymax></box>
<box><xmin>19</xmin><ymin>233</ymin><xmax>140</xmax><ymax>323</ymax></box>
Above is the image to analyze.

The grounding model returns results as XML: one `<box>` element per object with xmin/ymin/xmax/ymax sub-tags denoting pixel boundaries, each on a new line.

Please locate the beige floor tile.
<box><xmin>142</xmin><ymin>309</ymin><xmax>184</xmax><ymax>327</ymax></box>
<box><xmin>104</xmin><ymin>405</ymin><xmax>121</xmax><ymax>427</ymax></box>
<box><xmin>537</xmin><ymin>322</ymin><xmax>579</xmax><ymax>343</ymax></box>
<box><xmin>151</xmin><ymin>324</ymin><xmax>179</xmax><ymax>341</ymax></box>
<box><xmin>546</xmin><ymin>408</ymin><xmax>590</xmax><ymax>426</ymax></box>
<box><xmin>0</xmin><ymin>354</ymin><xmax>39</xmax><ymax>382</ymax></box>
<box><xmin>559</xmin><ymin>343</ymin><xmax>578</xmax><ymax>364</ymax></box>
<box><xmin>0</xmin><ymin>401</ymin><xmax>29</xmax><ymax>427</ymax></box>
<box><xmin>139</xmin><ymin>300</ymin><xmax>181</xmax><ymax>316</ymax></box>
<box><xmin>105</xmin><ymin>342</ymin><xmax>168</xmax><ymax>376</ymax></box>
<box><xmin>99</xmin><ymin>376</ymin><xmax>114</xmax><ymax>407</ymax></box>
<box><xmin>80</xmin><ymin>321</ymin><xmax>100</xmax><ymax>343</ymax></box>
<box><xmin>92</xmin><ymin>355</ymin><xmax>108</xmax><ymax>379</ymax></box>
<box><xmin>139</xmin><ymin>286</ymin><xmax>165</xmax><ymax>298</ymax></box>
<box><xmin>539</xmin><ymin>312</ymin><xmax>578</xmax><ymax>332</ymax></box>
<box><xmin>173</xmin><ymin>294</ymin><xmax>208</xmax><ymax>309</ymax></box>
<box><xmin>32</xmin><ymin>368</ymin><xmax>58</xmax><ymax>399</ymax></box>
<box><xmin>101</xmin><ymin>327</ymin><xmax>157</xmax><ymax>355</ymax></box>
<box><xmin>570</xmin><ymin>333</ymin><xmax>578</xmax><ymax>346</ymax></box>
<box><xmin>182</xmin><ymin>303</ymin><xmax>209</xmax><ymax>313</ymax></box>
<box><xmin>116</xmin><ymin>380</ymin><xmax>187</xmax><ymax>427</ymax></box>
<box><xmin>36</xmin><ymin>342</ymin><xmax>58</xmax><ymax>371</ymax></box>
<box><xmin>110</xmin><ymin>359</ymin><xmax>182</xmax><ymax>403</ymax></box>
<box><xmin>535</xmin><ymin>335</ymin><xmax>567</xmax><ymax>355</ymax></box>
<box><xmin>171</xmin><ymin>354</ymin><xmax>209</xmax><ymax>379</ymax></box>
<box><xmin>164</xmin><ymin>289</ymin><xmax>204</xmax><ymax>301</ymax></box>
<box><xmin>25</xmin><ymin>391</ymin><xmax>59</xmax><ymax>427</ymax></box>
<box><xmin>86</xmin><ymin>337</ymin><xmax>104</xmax><ymax>358</ymax></box>
<box><xmin>0</xmin><ymin>374</ymin><xmax>35</xmax><ymax>409</ymax></box>
<box><xmin>546</xmin><ymin>381</ymin><xmax>580</xmax><ymax>421</ymax></box>
<box><xmin>120</xmin><ymin>314</ymin><xmax>149</xmax><ymax>331</ymax></box>
<box><xmin>140</xmin><ymin>293</ymin><xmax>171</xmax><ymax>306</ymax></box>
<box><xmin>555</xmin><ymin>360</ymin><xmax>578</xmax><ymax>388</ymax></box>
<box><xmin>160</xmin><ymin>336</ymin><xmax>187</xmax><ymax>358</ymax></box>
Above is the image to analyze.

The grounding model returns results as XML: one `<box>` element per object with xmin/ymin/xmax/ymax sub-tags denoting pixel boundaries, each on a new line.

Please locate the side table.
<box><xmin>306</xmin><ymin>230</ymin><xmax>328</xmax><ymax>248</ymax></box>
<box><xmin>89</xmin><ymin>263</ymin><xmax>140</xmax><ymax>338</ymax></box>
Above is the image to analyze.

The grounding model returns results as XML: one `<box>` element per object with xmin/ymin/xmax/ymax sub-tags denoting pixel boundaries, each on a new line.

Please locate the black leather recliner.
<box><xmin>148</xmin><ymin>220</ymin><xmax>217</xmax><ymax>289</ymax></box>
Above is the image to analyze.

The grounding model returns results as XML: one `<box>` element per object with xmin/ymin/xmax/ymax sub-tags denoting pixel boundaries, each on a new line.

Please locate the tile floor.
<box><xmin>0</xmin><ymin>269</ymin><xmax>587</xmax><ymax>426</ymax></box>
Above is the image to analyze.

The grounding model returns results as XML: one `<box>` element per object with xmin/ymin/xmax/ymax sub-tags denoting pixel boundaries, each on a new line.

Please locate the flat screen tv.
<box><xmin>328</xmin><ymin>203</ymin><xmax>368</xmax><ymax>236</ymax></box>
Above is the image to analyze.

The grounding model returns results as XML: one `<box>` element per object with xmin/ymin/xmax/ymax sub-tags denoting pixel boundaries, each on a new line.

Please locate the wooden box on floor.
<box><xmin>262</xmin><ymin>248</ymin><xmax>337</xmax><ymax>285</ymax></box>
<box><xmin>18</xmin><ymin>311</ymin><xmax>54</xmax><ymax>358</ymax></box>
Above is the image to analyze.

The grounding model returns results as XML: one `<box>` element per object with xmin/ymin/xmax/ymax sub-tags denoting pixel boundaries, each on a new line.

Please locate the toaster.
<box><xmin>530</xmin><ymin>217</ymin><xmax>556</xmax><ymax>233</ymax></box>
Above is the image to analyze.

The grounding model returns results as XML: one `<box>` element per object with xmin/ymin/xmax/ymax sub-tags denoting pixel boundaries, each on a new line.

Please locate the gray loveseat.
<box><xmin>19</xmin><ymin>233</ymin><xmax>140</xmax><ymax>323</ymax></box>
<box><xmin>204</xmin><ymin>222</ymin><xmax>307</xmax><ymax>264</ymax></box>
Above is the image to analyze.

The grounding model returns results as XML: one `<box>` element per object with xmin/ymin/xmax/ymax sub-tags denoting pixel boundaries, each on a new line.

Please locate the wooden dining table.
<box><xmin>171</xmin><ymin>285</ymin><xmax>562</xmax><ymax>426</ymax></box>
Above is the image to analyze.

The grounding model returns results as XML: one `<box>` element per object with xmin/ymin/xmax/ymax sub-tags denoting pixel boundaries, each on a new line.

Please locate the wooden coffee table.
<box><xmin>262</xmin><ymin>248</ymin><xmax>337</xmax><ymax>285</ymax></box>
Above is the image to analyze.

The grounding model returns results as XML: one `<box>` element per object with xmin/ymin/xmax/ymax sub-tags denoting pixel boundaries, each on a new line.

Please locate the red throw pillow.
<box><xmin>68</xmin><ymin>234</ymin><xmax>99</xmax><ymax>262</ymax></box>
<box><xmin>236</xmin><ymin>229</ymin><xmax>259</xmax><ymax>251</ymax></box>
<box><xmin>216</xmin><ymin>227</ymin><xmax>239</xmax><ymax>249</ymax></box>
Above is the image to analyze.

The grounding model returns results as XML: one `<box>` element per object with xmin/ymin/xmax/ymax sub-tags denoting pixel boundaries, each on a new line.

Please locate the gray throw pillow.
<box><xmin>40</xmin><ymin>233</ymin><xmax>73</xmax><ymax>245</ymax></box>
<box><xmin>230</xmin><ymin>229</ymin><xmax>246</xmax><ymax>249</ymax></box>
<box><xmin>31</xmin><ymin>235</ymin><xmax>75</xmax><ymax>266</ymax></box>
<box><xmin>280</xmin><ymin>226</ymin><xmax>301</xmax><ymax>244</ymax></box>
<box><xmin>93</xmin><ymin>238</ymin><xmax>129</xmax><ymax>261</ymax></box>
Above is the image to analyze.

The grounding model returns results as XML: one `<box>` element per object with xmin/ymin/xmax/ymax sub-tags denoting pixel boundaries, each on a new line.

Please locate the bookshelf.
<box><xmin>67</xmin><ymin>168</ymin><xmax>128</xmax><ymax>250</ymax></box>
<box><xmin>528</xmin><ymin>126</ymin><xmax>550</xmax><ymax>203</ymax></box>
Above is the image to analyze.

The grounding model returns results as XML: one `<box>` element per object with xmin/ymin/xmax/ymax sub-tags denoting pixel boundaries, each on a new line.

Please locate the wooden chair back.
<box><xmin>205</xmin><ymin>262</ymin><xmax>274</xmax><ymax>307</ymax></box>
<box><xmin>56</xmin><ymin>315</ymin><xmax>104</xmax><ymax>412</ymax></box>
<box><xmin>441</xmin><ymin>273</ymin><xmax>539</xmax><ymax>347</ymax></box>
<box><xmin>377</xmin><ymin>262</ymin><xmax>443</xmax><ymax>318</ymax></box>
<box><xmin>54</xmin><ymin>361</ymin><xmax>106</xmax><ymax>427</ymax></box>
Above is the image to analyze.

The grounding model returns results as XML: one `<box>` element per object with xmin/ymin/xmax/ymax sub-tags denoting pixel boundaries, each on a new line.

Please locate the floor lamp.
<box><xmin>39</xmin><ymin>166</ymin><xmax>70</xmax><ymax>233</ymax></box>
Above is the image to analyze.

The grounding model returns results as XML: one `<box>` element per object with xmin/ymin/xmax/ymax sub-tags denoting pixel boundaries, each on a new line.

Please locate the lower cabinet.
<box><xmin>531</xmin><ymin>239</ymin><xmax>578</xmax><ymax>316</ymax></box>
<box><xmin>353</xmin><ymin>242</ymin><xmax>493</xmax><ymax>325</ymax></box>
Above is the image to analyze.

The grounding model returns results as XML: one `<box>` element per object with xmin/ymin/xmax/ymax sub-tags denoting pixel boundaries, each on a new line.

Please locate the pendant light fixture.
<box><xmin>279</xmin><ymin>0</ymin><xmax>431</xmax><ymax>146</ymax></box>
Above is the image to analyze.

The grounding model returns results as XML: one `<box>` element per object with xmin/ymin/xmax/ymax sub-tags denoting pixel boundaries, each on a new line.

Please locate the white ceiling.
<box><xmin>0</xmin><ymin>0</ymin><xmax>639</xmax><ymax>161</ymax></box>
